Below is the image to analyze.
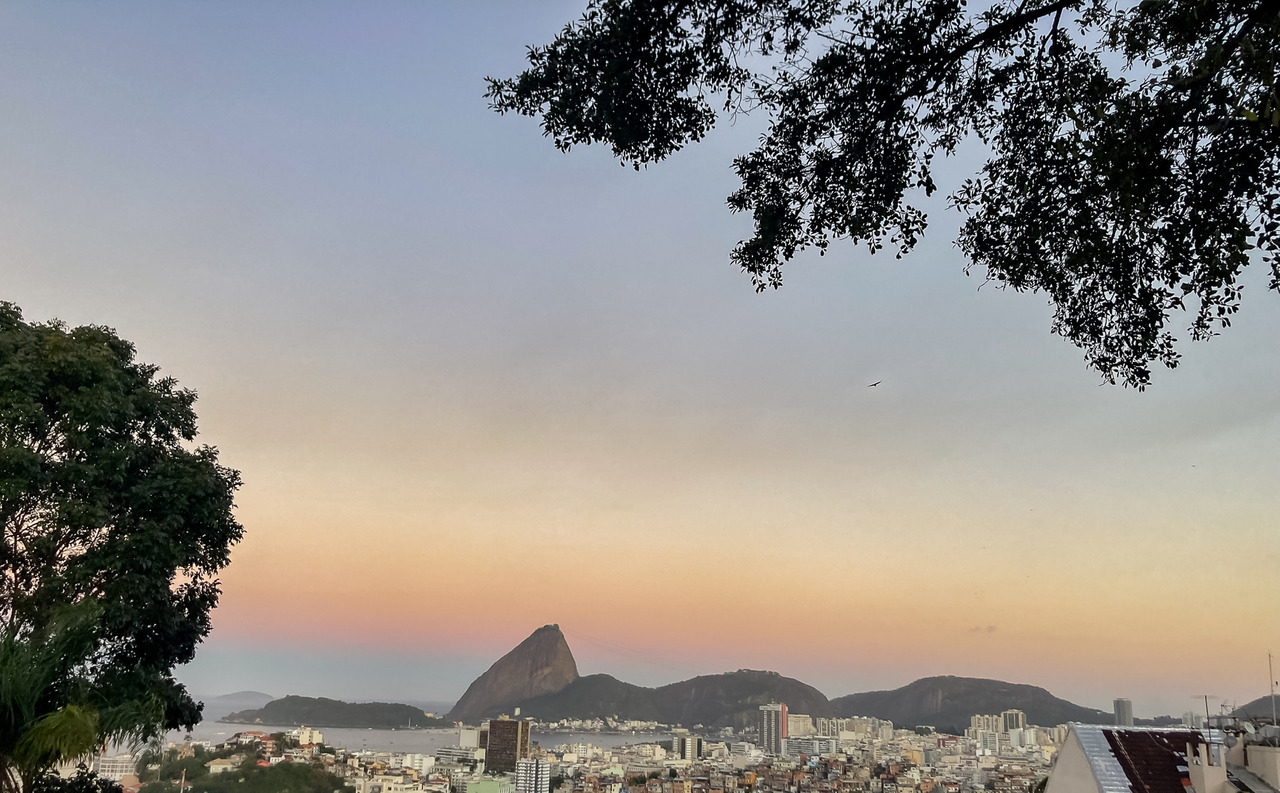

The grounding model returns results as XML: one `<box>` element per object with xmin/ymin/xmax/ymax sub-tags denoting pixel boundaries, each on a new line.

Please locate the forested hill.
<box><xmin>829</xmin><ymin>676</ymin><xmax>1111</xmax><ymax>733</ymax></box>
<box><xmin>510</xmin><ymin>670</ymin><xmax>832</xmax><ymax>729</ymax></box>
<box><xmin>481</xmin><ymin>671</ymin><xmax>1111</xmax><ymax>731</ymax></box>
<box><xmin>1233</xmin><ymin>695</ymin><xmax>1280</xmax><ymax>719</ymax></box>
<box><xmin>223</xmin><ymin>695</ymin><xmax>449</xmax><ymax>729</ymax></box>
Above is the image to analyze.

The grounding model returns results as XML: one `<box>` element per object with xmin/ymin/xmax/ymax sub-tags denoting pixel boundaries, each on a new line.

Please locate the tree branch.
<box><xmin>910</xmin><ymin>0</ymin><xmax>1080</xmax><ymax>97</ymax></box>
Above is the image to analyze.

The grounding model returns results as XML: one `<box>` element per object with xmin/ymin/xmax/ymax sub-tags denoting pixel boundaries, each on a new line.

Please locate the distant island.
<box><xmin>223</xmin><ymin>695</ymin><xmax>450</xmax><ymax>729</ymax></box>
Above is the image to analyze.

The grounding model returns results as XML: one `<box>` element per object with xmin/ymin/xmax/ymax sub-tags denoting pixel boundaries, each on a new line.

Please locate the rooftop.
<box><xmin>1071</xmin><ymin>724</ymin><xmax>1224</xmax><ymax>793</ymax></box>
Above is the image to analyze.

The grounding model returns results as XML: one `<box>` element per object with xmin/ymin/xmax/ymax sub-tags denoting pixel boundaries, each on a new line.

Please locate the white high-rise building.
<box><xmin>1114</xmin><ymin>698</ymin><xmax>1134</xmax><ymax>727</ymax></box>
<box><xmin>787</xmin><ymin>714</ymin><xmax>815</xmax><ymax>737</ymax></box>
<box><xmin>758</xmin><ymin>703</ymin><xmax>788</xmax><ymax>755</ymax></box>
<box><xmin>289</xmin><ymin>726</ymin><xmax>324</xmax><ymax>745</ymax></box>
<box><xmin>670</xmin><ymin>729</ymin><xmax>702</xmax><ymax>760</ymax></box>
<box><xmin>782</xmin><ymin>736</ymin><xmax>839</xmax><ymax>757</ymax></box>
<box><xmin>402</xmin><ymin>754</ymin><xmax>435</xmax><ymax>774</ymax></box>
<box><xmin>516</xmin><ymin>757</ymin><xmax>551</xmax><ymax>793</ymax></box>
<box><xmin>977</xmin><ymin>731</ymin><xmax>999</xmax><ymax>755</ymax></box>
<box><xmin>1001</xmin><ymin>710</ymin><xmax>1026</xmax><ymax>732</ymax></box>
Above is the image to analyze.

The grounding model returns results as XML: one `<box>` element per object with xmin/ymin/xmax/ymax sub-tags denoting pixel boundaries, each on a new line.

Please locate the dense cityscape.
<box><xmin>83</xmin><ymin>699</ymin><xmax>1280</xmax><ymax>793</ymax></box>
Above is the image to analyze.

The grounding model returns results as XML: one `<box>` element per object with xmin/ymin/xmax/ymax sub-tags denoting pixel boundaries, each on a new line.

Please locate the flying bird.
<box><xmin>867</xmin><ymin>380</ymin><xmax>882</xmax><ymax>387</ymax></box>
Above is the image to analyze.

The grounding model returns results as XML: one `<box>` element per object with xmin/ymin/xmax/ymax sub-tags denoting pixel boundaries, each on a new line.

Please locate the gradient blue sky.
<box><xmin>2</xmin><ymin>2</ymin><xmax>1278</xmax><ymax>719</ymax></box>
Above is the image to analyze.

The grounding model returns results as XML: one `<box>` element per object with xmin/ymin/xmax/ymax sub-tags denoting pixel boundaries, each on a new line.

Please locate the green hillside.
<box><xmin>224</xmin><ymin>695</ymin><xmax>449</xmax><ymax>729</ymax></box>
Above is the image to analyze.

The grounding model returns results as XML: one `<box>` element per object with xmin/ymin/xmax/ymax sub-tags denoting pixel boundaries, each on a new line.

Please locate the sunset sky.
<box><xmin>2</xmin><ymin>2</ymin><xmax>1278</xmax><ymax>720</ymax></box>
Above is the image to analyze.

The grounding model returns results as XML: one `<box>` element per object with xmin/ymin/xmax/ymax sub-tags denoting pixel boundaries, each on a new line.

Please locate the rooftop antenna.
<box><xmin>1270</xmin><ymin>652</ymin><xmax>1277</xmax><ymax>727</ymax></box>
<box><xmin>1194</xmin><ymin>695</ymin><xmax>1218</xmax><ymax>734</ymax></box>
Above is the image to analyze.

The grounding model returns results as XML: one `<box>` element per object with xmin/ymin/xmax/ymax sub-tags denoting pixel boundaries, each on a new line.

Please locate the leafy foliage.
<box><xmin>137</xmin><ymin>744</ymin><xmax>260</xmax><ymax>792</ymax></box>
<box><xmin>141</xmin><ymin>752</ymin><xmax>216</xmax><ymax>785</ymax></box>
<box><xmin>0</xmin><ymin>600</ymin><xmax>166</xmax><ymax>792</ymax></box>
<box><xmin>0</xmin><ymin>302</ymin><xmax>243</xmax><ymax>788</ymax></box>
<box><xmin>1</xmin><ymin>603</ymin><xmax>101</xmax><ymax>781</ymax></box>
<box><xmin>183</xmin><ymin>763</ymin><xmax>347</xmax><ymax>793</ymax></box>
<box><xmin>29</xmin><ymin>766</ymin><xmax>122</xmax><ymax>793</ymax></box>
<box><xmin>488</xmin><ymin>0</ymin><xmax>1280</xmax><ymax>387</ymax></box>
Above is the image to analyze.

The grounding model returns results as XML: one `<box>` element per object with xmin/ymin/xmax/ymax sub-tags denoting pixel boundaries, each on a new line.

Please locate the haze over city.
<box><xmin>2</xmin><ymin>1</ymin><xmax>1278</xmax><ymax>720</ymax></box>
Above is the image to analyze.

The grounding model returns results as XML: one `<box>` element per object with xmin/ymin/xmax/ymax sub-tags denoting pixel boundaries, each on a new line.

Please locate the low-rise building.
<box><xmin>93</xmin><ymin>755</ymin><xmax>138</xmax><ymax>782</ymax></box>
<box><xmin>207</xmin><ymin>758</ymin><xmax>239</xmax><ymax>775</ymax></box>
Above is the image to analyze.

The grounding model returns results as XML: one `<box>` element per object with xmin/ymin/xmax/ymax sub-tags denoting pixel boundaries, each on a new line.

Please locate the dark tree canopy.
<box><xmin>29</xmin><ymin>766</ymin><xmax>122</xmax><ymax>793</ymax></box>
<box><xmin>486</xmin><ymin>0</ymin><xmax>1280</xmax><ymax>387</ymax></box>
<box><xmin>0</xmin><ymin>302</ymin><xmax>243</xmax><ymax>788</ymax></box>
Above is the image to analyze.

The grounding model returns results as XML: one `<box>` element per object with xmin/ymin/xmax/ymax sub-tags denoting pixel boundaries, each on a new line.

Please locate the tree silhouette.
<box><xmin>488</xmin><ymin>0</ymin><xmax>1280</xmax><ymax>387</ymax></box>
<box><xmin>0</xmin><ymin>303</ymin><xmax>242</xmax><ymax>791</ymax></box>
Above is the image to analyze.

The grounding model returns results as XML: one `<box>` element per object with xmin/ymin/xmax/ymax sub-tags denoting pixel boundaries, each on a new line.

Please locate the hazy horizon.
<box><xmin>179</xmin><ymin>625</ymin><xmax>1275</xmax><ymax>720</ymax></box>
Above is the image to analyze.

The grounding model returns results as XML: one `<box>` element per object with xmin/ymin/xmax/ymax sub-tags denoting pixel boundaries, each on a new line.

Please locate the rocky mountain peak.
<box><xmin>448</xmin><ymin>624</ymin><xmax>579</xmax><ymax>723</ymax></box>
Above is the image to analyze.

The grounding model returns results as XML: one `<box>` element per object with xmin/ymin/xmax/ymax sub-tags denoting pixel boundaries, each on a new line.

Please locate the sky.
<box><xmin>1</xmin><ymin>2</ymin><xmax>1278</xmax><ymax>721</ymax></box>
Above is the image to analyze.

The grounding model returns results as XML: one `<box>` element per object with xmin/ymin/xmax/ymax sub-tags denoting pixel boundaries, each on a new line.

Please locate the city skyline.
<box><xmin>1</xmin><ymin>1</ymin><xmax>1277</xmax><ymax>721</ymax></box>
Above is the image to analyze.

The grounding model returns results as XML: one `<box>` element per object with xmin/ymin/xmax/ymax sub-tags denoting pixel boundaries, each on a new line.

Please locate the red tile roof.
<box><xmin>1102</xmin><ymin>729</ymin><xmax>1203</xmax><ymax>793</ymax></box>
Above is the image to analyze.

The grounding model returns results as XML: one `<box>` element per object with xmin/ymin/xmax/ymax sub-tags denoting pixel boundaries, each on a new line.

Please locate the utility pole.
<box><xmin>1270</xmin><ymin>652</ymin><xmax>1277</xmax><ymax>727</ymax></box>
<box><xmin>1193</xmin><ymin>695</ymin><xmax>1218</xmax><ymax>733</ymax></box>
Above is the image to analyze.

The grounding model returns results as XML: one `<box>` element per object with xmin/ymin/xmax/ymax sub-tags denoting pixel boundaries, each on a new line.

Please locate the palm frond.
<box><xmin>12</xmin><ymin>705</ymin><xmax>99</xmax><ymax>773</ymax></box>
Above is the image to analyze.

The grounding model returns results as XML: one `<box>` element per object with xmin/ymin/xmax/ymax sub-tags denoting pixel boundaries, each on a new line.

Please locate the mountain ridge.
<box><xmin>513</xmin><ymin>669</ymin><xmax>830</xmax><ymax>729</ymax></box>
<box><xmin>829</xmin><ymin>675</ymin><xmax>1112</xmax><ymax>732</ymax></box>
<box><xmin>450</xmin><ymin>627</ymin><xmax>1111</xmax><ymax>731</ymax></box>
<box><xmin>1232</xmin><ymin>695</ymin><xmax>1279</xmax><ymax>719</ymax></box>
